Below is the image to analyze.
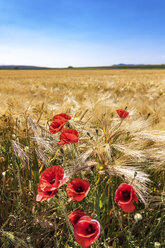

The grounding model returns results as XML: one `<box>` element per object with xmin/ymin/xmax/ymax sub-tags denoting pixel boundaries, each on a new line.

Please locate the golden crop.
<box><xmin>0</xmin><ymin>69</ymin><xmax>165</xmax><ymax>128</ymax></box>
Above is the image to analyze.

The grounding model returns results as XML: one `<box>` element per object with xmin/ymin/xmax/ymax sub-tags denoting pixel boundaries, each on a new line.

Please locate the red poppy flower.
<box><xmin>66</xmin><ymin>178</ymin><xmax>90</xmax><ymax>201</ymax></box>
<box><xmin>49</xmin><ymin>118</ymin><xmax>66</xmax><ymax>134</ymax></box>
<box><xmin>36</xmin><ymin>166</ymin><xmax>69</xmax><ymax>202</ymax></box>
<box><xmin>68</xmin><ymin>211</ymin><xmax>90</xmax><ymax>227</ymax></box>
<box><xmin>49</xmin><ymin>113</ymin><xmax>71</xmax><ymax>134</ymax></box>
<box><xmin>116</xmin><ymin>109</ymin><xmax>129</xmax><ymax>118</ymax></box>
<box><xmin>58</xmin><ymin>128</ymin><xmax>79</xmax><ymax>145</ymax></box>
<box><xmin>115</xmin><ymin>183</ymin><xmax>138</xmax><ymax>212</ymax></box>
<box><xmin>74</xmin><ymin>216</ymin><xmax>101</xmax><ymax>248</ymax></box>
<box><xmin>53</xmin><ymin>113</ymin><xmax>71</xmax><ymax>122</ymax></box>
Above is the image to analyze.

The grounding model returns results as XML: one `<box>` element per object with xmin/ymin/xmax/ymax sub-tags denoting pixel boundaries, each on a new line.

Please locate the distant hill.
<box><xmin>68</xmin><ymin>64</ymin><xmax>165</xmax><ymax>69</ymax></box>
<box><xmin>111</xmin><ymin>64</ymin><xmax>165</xmax><ymax>69</ymax></box>
<box><xmin>1</xmin><ymin>64</ymin><xmax>165</xmax><ymax>70</ymax></box>
<box><xmin>0</xmin><ymin>65</ymin><xmax>50</xmax><ymax>70</ymax></box>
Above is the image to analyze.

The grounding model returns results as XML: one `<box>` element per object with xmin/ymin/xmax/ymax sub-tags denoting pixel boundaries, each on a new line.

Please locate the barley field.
<box><xmin>0</xmin><ymin>69</ymin><xmax>165</xmax><ymax>248</ymax></box>
<box><xmin>1</xmin><ymin>69</ymin><xmax>165</xmax><ymax>127</ymax></box>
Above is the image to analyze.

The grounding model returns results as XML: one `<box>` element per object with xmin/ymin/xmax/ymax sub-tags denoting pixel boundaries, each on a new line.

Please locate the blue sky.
<box><xmin>0</xmin><ymin>0</ymin><xmax>165</xmax><ymax>67</ymax></box>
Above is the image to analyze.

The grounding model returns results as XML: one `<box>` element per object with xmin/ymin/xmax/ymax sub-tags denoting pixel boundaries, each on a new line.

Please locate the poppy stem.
<box><xmin>127</xmin><ymin>213</ymin><xmax>132</xmax><ymax>243</ymax></box>
<box><xmin>54</xmin><ymin>214</ymin><xmax>59</xmax><ymax>247</ymax></box>
<box><xmin>57</xmin><ymin>191</ymin><xmax>74</xmax><ymax>235</ymax></box>
<box><xmin>108</xmin><ymin>118</ymin><xmax>124</xmax><ymax>143</ymax></box>
<box><xmin>67</xmin><ymin>143</ymin><xmax>76</xmax><ymax>171</ymax></box>
<box><xmin>14</xmin><ymin>158</ymin><xmax>23</xmax><ymax>196</ymax></box>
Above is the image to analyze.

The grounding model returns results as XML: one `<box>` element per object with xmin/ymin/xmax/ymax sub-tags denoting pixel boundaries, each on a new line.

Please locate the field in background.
<box><xmin>1</xmin><ymin>69</ymin><xmax>165</xmax><ymax>128</ymax></box>
<box><xmin>0</xmin><ymin>69</ymin><xmax>165</xmax><ymax>248</ymax></box>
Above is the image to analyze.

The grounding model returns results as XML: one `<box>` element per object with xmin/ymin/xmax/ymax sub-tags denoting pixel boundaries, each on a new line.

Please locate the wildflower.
<box><xmin>115</xmin><ymin>183</ymin><xmax>138</xmax><ymax>212</ymax></box>
<box><xmin>74</xmin><ymin>216</ymin><xmax>100</xmax><ymax>248</ymax></box>
<box><xmin>134</xmin><ymin>213</ymin><xmax>142</xmax><ymax>222</ymax></box>
<box><xmin>58</xmin><ymin>128</ymin><xmax>79</xmax><ymax>145</ymax></box>
<box><xmin>68</xmin><ymin>210</ymin><xmax>90</xmax><ymax>227</ymax></box>
<box><xmin>49</xmin><ymin>113</ymin><xmax>71</xmax><ymax>134</ymax></box>
<box><xmin>36</xmin><ymin>166</ymin><xmax>69</xmax><ymax>202</ymax></box>
<box><xmin>66</xmin><ymin>178</ymin><xmax>90</xmax><ymax>201</ymax></box>
<box><xmin>116</xmin><ymin>109</ymin><xmax>129</xmax><ymax>118</ymax></box>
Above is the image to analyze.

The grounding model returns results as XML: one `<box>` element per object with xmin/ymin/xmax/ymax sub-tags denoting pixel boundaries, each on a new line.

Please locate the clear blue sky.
<box><xmin>0</xmin><ymin>0</ymin><xmax>165</xmax><ymax>67</ymax></box>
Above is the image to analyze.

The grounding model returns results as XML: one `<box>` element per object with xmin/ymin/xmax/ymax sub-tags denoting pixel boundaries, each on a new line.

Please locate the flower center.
<box><xmin>50</xmin><ymin>178</ymin><xmax>55</xmax><ymax>184</ymax></box>
<box><xmin>46</xmin><ymin>191</ymin><xmax>52</xmax><ymax>195</ymax></box>
<box><xmin>76</xmin><ymin>186</ymin><xmax>84</xmax><ymax>193</ymax></box>
<box><xmin>86</xmin><ymin>224</ymin><xmax>94</xmax><ymax>234</ymax></box>
<box><xmin>122</xmin><ymin>190</ymin><xmax>130</xmax><ymax>201</ymax></box>
<box><xmin>54</xmin><ymin>121</ymin><xmax>61</xmax><ymax>128</ymax></box>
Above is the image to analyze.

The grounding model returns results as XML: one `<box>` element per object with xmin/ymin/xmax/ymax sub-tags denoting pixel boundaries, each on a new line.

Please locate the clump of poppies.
<box><xmin>49</xmin><ymin>113</ymin><xmax>79</xmax><ymax>145</ymax></box>
<box><xmin>37</xmin><ymin>110</ymin><xmax>141</xmax><ymax>247</ymax></box>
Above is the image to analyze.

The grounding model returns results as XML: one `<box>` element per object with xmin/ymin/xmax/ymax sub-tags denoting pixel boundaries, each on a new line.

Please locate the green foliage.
<box><xmin>0</xmin><ymin>113</ymin><xmax>164</xmax><ymax>248</ymax></box>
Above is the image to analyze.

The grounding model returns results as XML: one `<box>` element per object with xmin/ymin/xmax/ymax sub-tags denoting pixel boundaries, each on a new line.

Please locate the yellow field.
<box><xmin>1</xmin><ymin>69</ymin><xmax>165</xmax><ymax>128</ymax></box>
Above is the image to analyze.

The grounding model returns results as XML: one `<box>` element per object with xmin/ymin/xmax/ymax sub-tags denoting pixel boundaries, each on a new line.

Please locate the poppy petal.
<box><xmin>58</xmin><ymin>128</ymin><xmax>79</xmax><ymax>145</ymax></box>
<box><xmin>119</xmin><ymin>202</ymin><xmax>135</xmax><ymax>213</ymax></box>
<box><xmin>68</xmin><ymin>211</ymin><xmax>88</xmax><ymax>227</ymax></box>
<box><xmin>116</xmin><ymin>109</ymin><xmax>129</xmax><ymax>118</ymax></box>
<box><xmin>49</xmin><ymin>120</ymin><xmax>65</xmax><ymax>134</ymax></box>
<box><xmin>36</xmin><ymin>194</ymin><xmax>44</xmax><ymax>202</ymax></box>
<box><xmin>53</xmin><ymin>113</ymin><xmax>71</xmax><ymax>121</ymax></box>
